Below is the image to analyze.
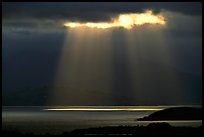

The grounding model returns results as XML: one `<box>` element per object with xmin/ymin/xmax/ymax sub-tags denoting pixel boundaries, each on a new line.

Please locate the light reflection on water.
<box><xmin>2</xmin><ymin>106</ymin><xmax>202</xmax><ymax>134</ymax></box>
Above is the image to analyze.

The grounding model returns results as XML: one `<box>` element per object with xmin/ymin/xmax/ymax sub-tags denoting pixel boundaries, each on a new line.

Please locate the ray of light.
<box><xmin>46</xmin><ymin>11</ymin><xmax>182</xmax><ymax>106</ymax></box>
<box><xmin>124</xmin><ymin>24</ymin><xmax>183</xmax><ymax>104</ymax></box>
<box><xmin>64</xmin><ymin>10</ymin><xmax>166</xmax><ymax>29</ymax></box>
<box><xmin>46</xmin><ymin>28</ymin><xmax>114</xmax><ymax>105</ymax></box>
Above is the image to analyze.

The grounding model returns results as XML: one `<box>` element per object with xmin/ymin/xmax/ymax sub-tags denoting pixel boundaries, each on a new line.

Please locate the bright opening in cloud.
<box><xmin>64</xmin><ymin>10</ymin><xmax>166</xmax><ymax>29</ymax></box>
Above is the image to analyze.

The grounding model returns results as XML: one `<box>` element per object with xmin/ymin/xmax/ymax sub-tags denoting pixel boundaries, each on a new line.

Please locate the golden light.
<box><xmin>44</xmin><ymin>108</ymin><xmax>162</xmax><ymax>111</ymax></box>
<box><xmin>118</xmin><ymin>14</ymin><xmax>134</xmax><ymax>29</ymax></box>
<box><xmin>64</xmin><ymin>10</ymin><xmax>166</xmax><ymax>29</ymax></box>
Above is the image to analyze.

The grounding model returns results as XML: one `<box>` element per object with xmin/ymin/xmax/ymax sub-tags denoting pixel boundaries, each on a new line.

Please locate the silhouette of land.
<box><xmin>68</xmin><ymin>123</ymin><xmax>202</xmax><ymax>136</ymax></box>
<box><xmin>2</xmin><ymin>123</ymin><xmax>202</xmax><ymax>136</ymax></box>
<box><xmin>137</xmin><ymin>107</ymin><xmax>202</xmax><ymax>121</ymax></box>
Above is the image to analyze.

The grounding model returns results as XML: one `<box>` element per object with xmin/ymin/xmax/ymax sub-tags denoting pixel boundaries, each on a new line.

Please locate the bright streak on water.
<box><xmin>44</xmin><ymin>108</ymin><xmax>162</xmax><ymax>111</ymax></box>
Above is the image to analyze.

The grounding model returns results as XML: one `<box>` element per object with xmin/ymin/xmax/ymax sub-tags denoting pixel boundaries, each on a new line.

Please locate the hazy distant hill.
<box><xmin>137</xmin><ymin>107</ymin><xmax>202</xmax><ymax>121</ymax></box>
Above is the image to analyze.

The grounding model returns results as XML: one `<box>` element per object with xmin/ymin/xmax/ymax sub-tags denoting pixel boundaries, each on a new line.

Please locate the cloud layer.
<box><xmin>3</xmin><ymin>2</ymin><xmax>201</xmax><ymax>29</ymax></box>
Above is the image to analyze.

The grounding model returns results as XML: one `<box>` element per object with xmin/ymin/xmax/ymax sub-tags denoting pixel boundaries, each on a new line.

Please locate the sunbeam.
<box><xmin>124</xmin><ymin>25</ymin><xmax>183</xmax><ymax>104</ymax></box>
<box><xmin>46</xmin><ymin>21</ymin><xmax>182</xmax><ymax>105</ymax></box>
<box><xmin>47</xmin><ymin>28</ymin><xmax>114</xmax><ymax>105</ymax></box>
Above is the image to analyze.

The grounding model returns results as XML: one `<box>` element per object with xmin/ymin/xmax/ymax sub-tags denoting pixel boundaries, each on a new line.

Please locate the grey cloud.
<box><xmin>2</xmin><ymin>2</ymin><xmax>202</xmax><ymax>32</ymax></box>
<box><xmin>3</xmin><ymin>2</ymin><xmax>201</xmax><ymax>22</ymax></box>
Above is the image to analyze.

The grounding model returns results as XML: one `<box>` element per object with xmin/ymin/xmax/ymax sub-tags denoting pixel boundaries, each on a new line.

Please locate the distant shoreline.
<box><xmin>137</xmin><ymin>107</ymin><xmax>202</xmax><ymax>121</ymax></box>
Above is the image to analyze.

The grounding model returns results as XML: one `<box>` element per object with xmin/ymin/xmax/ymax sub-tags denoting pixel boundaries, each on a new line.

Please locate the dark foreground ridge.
<box><xmin>137</xmin><ymin>107</ymin><xmax>202</xmax><ymax>121</ymax></box>
<box><xmin>68</xmin><ymin>123</ymin><xmax>202</xmax><ymax>136</ymax></box>
<box><xmin>2</xmin><ymin>123</ymin><xmax>203</xmax><ymax>136</ymax></box>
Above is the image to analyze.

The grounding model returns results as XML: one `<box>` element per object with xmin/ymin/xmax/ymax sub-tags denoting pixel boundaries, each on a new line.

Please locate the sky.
<box><xmin>2</xmin><ymin>2</ymin><xmax>202</xmax><ymax>106</ymax></box>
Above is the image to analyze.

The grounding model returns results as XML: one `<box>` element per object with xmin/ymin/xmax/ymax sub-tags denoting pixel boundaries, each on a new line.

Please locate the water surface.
<box><xmin>2</xmin><ymin>106</ymin><xmax>202</xmax><ymax>134</ymax></box>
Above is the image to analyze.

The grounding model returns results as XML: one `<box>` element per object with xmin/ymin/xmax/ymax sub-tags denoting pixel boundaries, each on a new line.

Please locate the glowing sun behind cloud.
<box><xmin>64</xmin><ymin>10</ymin><xmax>166</xmax><ymax>29</ymax></box>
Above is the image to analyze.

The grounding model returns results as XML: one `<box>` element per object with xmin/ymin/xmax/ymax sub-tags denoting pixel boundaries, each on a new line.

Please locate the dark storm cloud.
<box><xmin>3</xmin><ymin>2</ymin><xmax>201</xmax><ymax>22</ymax></box>
<box><xmin>2</xmin><ymin>2</ymin><xmax>202</xmax><ymax>35</ymax></box>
